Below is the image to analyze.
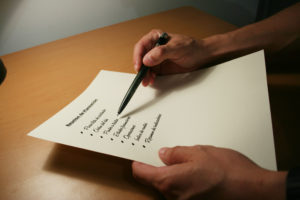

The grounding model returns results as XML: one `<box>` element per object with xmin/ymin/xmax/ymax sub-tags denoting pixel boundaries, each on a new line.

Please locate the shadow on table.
<box><xmin>43</xmin><ymin>144</ymin><xmax>164</xmax><ymax>199</ymax></box>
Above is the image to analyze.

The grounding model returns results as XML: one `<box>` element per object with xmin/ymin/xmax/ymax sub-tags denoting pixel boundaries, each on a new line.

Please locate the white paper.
<box><xmin>28</xmin><ymin>50</ymin><xmax>277</xmax><ymax>170</ymax></box>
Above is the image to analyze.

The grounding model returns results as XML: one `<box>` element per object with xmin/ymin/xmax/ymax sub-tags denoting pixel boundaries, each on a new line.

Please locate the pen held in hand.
<box><xmin>118</xmin><ymin>32</ymin><xmax>169</xmax><ymax>115</ymax></box>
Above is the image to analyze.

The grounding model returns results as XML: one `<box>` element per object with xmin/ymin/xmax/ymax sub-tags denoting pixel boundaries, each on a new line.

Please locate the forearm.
<box><xmin>202</xmin><ymin>3</ymin><xmax>300</xmax><ymax>64</ymax></box>
<box><xmin>259</xmin><ymin>170</ymin><xmax>287</xmax><ymax>200</ymax></box>
<box><xmin>235</xmin><ymin>170</ymin><xmax>287</xmax><ymax>200</ymax></box>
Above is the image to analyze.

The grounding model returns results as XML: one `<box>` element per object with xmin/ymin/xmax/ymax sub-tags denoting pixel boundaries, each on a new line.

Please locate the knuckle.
<box><xmin>134</xmin><ymin>42</ymin><xmax>140</xmax><ymax>49</ymax></box>
<box><xmin>172</xmin><ymin>146</ymin><xmax>182</xmax><ymax>153</ymax></box>
<box><xmin>165</xmin><ymin>146</ymin><xmax>181</xmax><ymax>161</ymax></box>
<box><xmin>168</xmin><ymin>146</ymin><xmax>186</xmax><ymax>158</ymax></box>
<box><xmin>155</xmin><ymin>46</ymin><xmax>166</xmax><ymax>57</ymax></box>
<box><xmin>156</xmin><ymin>176</ymin><xmax>173</xmax><ymax>193</ymax></box>
<box><xmin>194</xmin><ymin>145</ymin><xmax>206</xmax><ymax>151</ymax></box>
<box><xmin>133</xmin><ymin>43</ymin><xmax>140</xmax><ymax>53</ymax></box>
<box><xmin>150</xmin><ymin>29</ymin><xmax>162</xmax><ymax>35</ymax></box>
<box><xmin>173</xmin><ymin>145</ymin><xmax>182</xmax><ymax>150</ymax></box>
<box><xmin>131</xmin><ymin>163</ymin><xmax>141</xmax><ymax>178</ymax></box>
<box><xmin>146</xmin><ymin>53</ymin><xmax>155</xmax><ymax>63</ymax></box>
<box><xmin>185</xmin><ymin>36</ymin><xmax>196</xmax><ymax>46</ymax></box>
<box><xmin>194</xmin><ymin>145</ymin><xmax>216</xmax><ymax>154</ymax></box>
<box><xmin>134</xmin><ymin>40</ymin><xmax>144</xmax><ymax>51</ymax></box>
<box><xmin>133</xmin><ymin>43</ymin><xmax>139</xmax><ymax>52</ymax></box>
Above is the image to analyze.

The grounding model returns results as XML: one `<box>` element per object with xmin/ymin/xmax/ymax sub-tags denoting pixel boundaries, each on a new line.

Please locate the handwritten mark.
<box><xmin>93</xmin><ymin>118</ymin><xmax>108</xmax><ymax>133</ymax></box>
<box><xmin>65</xmin><ymin>99</ymin><xmax>98</xmax><ymax>127</ymax></box>
<box><xmin>135</xmin><ymin>123</ymin><xmax>147</xmax><ymax>141</ymax></box>
<box><xmin>84</xmin><ymin>109</ymin><xmax>106</xmax><ymax>131</ymax></box>
<box><xmin>114</xmin><ymin>116</ymin><xmax>130</xmax><ymax>137</ymax></box>
<box><xmin>145</xmin><ymin>114</ymin><xmax>161</xmax><ymax>143</ymax></box>
<box><xmin>123</xmin><ymin>125</ymin><xmax>135</xmax><ymax>139</ymax></box>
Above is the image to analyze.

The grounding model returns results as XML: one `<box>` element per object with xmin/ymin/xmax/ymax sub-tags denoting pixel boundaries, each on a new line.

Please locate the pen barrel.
<box><xmin>118</xmin><ymin>32</ymin><xmax>169</xmax><ymax>114</ymax></box>
<box><xmin>128</xmin><ymin>65</ymin><xmax>148</xmax><ymax>95</ymax></box>
<box><xmin>118</xmin><ymin>65</ymin><xmax>149</xmax><ymax>114</ymax></box>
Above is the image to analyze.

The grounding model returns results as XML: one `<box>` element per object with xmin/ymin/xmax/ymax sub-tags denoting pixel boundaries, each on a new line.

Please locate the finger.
<box><xmin>149</xmin><ymin>71</ymin><xmax>156</xmax><ymax>85</ymax></box>
<box><xmin>159</xmin><ymin>146</ymin><xmax>198</xmax><ymax>165</ymax></box>
<box><xmin>133</xmin><ymin>29</ymin><xmax>163</xmax><ymax>72</ymax></box>
<box><xmin>132</xmin><ymin>161</ymin><xmax>161</xmax><ymax>186</ymax></box>
<box><xmin>155</xmin><ymin>163</ymin><xmax>192</xmax><ymax>194</ymax></box>
<box><xmin>142</xmin><ymin>70</ymin><xmax>152</xmax><ymax>86</ymax></box>
<box><xmin>151</xmin><ymin>61</ymin><xmax>192</xmax><ymax>75</ymax></box>
<box><xmin>143</xmin><ymin>45</ymin><xmax>170</xmax><ymax>67</ymax></box>
<box><xmin>132</xmin><ymin>161</ymin><xmax>190</xmax><ymax>194</ymax></box>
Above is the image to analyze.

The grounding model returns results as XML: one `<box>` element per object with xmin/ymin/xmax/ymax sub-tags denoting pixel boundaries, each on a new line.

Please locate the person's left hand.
<box><xmin>132</xmin><ymin>145</ymin><xmax>287</xmax><ymax>200</ymax></box>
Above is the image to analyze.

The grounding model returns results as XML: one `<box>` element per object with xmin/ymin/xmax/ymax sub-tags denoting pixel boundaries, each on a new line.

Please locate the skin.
<box><xmin>133</xmin><ymin>3</ymin><xmax>300</xmax><ymax>86</ymax></box>
<box><xmin>131</xmin><ymin>3</ymin><xmax>300</xmax><ymax>200</ymax></box>
<box><xmin>132</xmin><ymin>146</ymin><xmax>287</xmax><ymax>200</ymax></box>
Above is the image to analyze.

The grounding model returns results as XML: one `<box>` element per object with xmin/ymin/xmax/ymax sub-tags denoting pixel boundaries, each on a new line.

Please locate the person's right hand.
<box><xmin>133</xmin><ymin>29</ymin><xmax>214</xmax><ymax>86</ymax></box>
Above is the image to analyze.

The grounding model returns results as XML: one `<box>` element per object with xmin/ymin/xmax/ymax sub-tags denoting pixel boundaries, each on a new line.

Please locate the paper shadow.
<box><xmin>123</xmin><ymin>67</ymin><xmax>214</xmax><ymax>117</ymax></box>
<box><xmin>43</xmin><ymin>144</ymin><xmax>163</xmax><ymax>199</ymax></box>
<box><xmin>0</xmin><ymin>59</ymin><xmax>7</xmax><ymax>85</ymax></box>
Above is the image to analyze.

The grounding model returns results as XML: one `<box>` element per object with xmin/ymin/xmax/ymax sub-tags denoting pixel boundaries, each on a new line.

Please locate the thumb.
<box><xmin>143</xmin><ymin>45</ymin><xmax>170</xmax><ymax>66</ymax></box>
<box><xmin>159</xmin><ymin>146</ymin><xmax>195</xmax><ymax>166</ymax></box>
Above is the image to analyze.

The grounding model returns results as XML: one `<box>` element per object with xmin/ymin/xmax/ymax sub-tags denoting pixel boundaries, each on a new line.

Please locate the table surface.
<box><xmin>0</xmin><ymin>6</ymin><xmax>299</xmax><ymax>200</ymax></box>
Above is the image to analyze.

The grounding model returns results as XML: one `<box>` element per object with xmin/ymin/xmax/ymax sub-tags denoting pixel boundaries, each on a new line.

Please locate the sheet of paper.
<box><xmin>28</xmin><ymin>50</ymin><xmax>276</xmax><ymax>170</ymax></box>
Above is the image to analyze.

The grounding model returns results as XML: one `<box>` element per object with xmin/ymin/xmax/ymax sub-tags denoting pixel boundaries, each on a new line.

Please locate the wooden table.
<box><xmin>0</xmin><ymin>7</ymin><xmax>299</xmax><ymax>200</ymax></box>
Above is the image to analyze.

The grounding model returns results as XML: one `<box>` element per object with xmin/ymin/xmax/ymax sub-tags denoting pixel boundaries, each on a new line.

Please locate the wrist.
<box><xmin>232</xmin><ymin>169</ymin><xmax>287</xmax><ymax>200</ymax></box>
<box><xmin>260</xmin><ymin>170</ymin><xmax>287</xmax><ymax>200</ymax></box>
<box><xmin>198</xmin><ymin>34</ymin><xmax>227</xmax><ymax>65</ymax></box>
<box><xmin>200</xmin><ymin>24</ymin><xmax>270</xmax><ymax>65</ymax></box>
<box><xmin>199</xmin><ymin>33</ymin><xmax>247</xmax><ymax>66</ymax></box>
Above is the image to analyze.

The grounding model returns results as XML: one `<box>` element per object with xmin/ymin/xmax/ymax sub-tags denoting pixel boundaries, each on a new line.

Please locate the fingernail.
<box><xmin>151</xmin><ymin>72</ymin><xmax>156</xmax><ymax>82</ymax></box>
<box><xmin>149</xmin><ymin>78</ymin><xmax>154</xmax><ymax>86</ymax></box>
<box><xmin>159</xmin><ymin>147</ymin><xmax>168</xmax><ymax>156</ymax></box>
<box><xmin>142</xmin><ymin>80</ymin><xmax>148</xmax><ymax>87</ymax></box>
<box><xmin>144</xmin><ymin>55</ymin><xmax>153</xmax><ymax>65</ymax></box>
<box><xmin>152</xmin><ymin>72</ymin><xmax>156</xmax><ymax>79</ymax></box>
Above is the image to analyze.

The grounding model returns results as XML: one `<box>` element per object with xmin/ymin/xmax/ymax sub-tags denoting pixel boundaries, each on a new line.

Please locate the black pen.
<box><xmin>118</xmin><ymin>32</ymin><xmax>169</xmax><ymax>115</ymax></box>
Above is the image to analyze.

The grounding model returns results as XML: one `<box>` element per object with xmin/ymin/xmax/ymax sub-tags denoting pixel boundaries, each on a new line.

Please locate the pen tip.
<box><xmin>117</xmin><ymin>109</ymin><xmax>122</xmax><ymax>116</ymax></box>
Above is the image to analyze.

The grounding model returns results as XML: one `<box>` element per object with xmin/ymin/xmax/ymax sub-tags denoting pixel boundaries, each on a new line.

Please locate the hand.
<box><xmin>133</xmin><ymin>30</ymin><xmax>213</xmax><ymax>86</ymax></box>
<box><xmin>132</xmin><ymin>145</ymin><xmax>287</xmax><ymax>200</ymax></box>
